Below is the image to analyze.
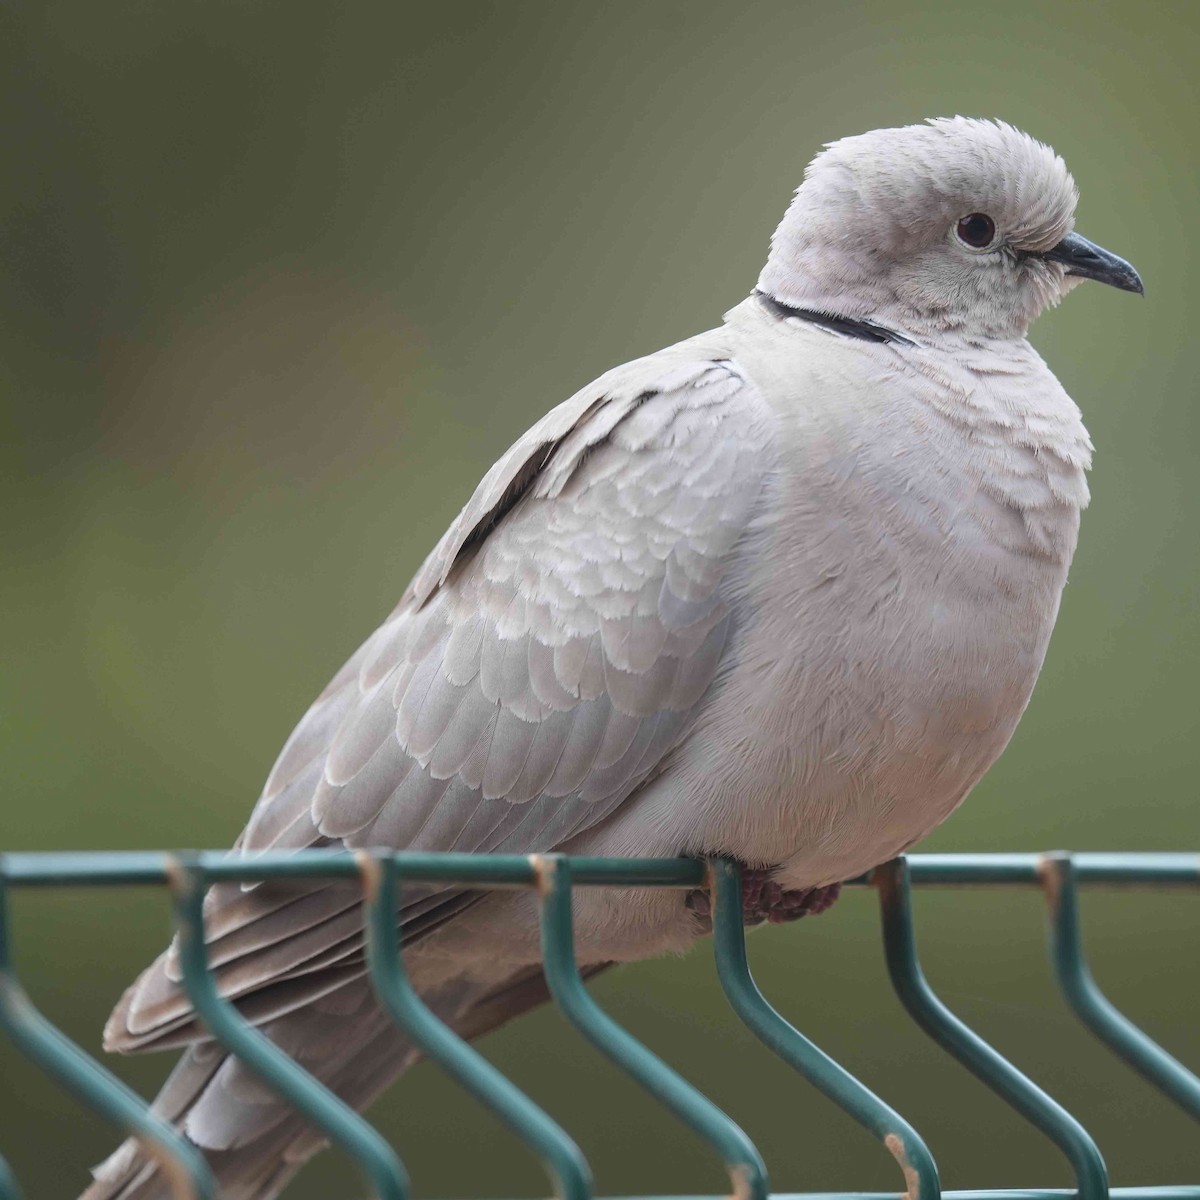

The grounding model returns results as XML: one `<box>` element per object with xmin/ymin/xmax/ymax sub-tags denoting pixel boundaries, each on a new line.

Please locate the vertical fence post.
<box><xmin>361</xmin><ymin>852</ymin><xmax>593</xmax><ymax>1200</ymax></box>
<box><xmin>0</xmin><ymin>871</ymin><xmax>213</xmax><ymax>1200</ymax></box>
<box><xmin>534</xmin><ymin>854</ymin><xmax>769</xmax><ymax>1200</ymax></box>
<box><xmin>1041</xmin><ymin>852</ymin><xmax>1200</xmax><ymax>1120</ymax></box>
<box><xmin>167</xmin><ymin>854</ymin><xmax>409</xmax><ymax>1200</ymax></box>
<box><xmin>876</xmin><ymin>857</ymin><xmax>1109</xmax><ymax>1200</ymax></box>
<box><xmin>0</xmin><ymin>1155</ymin><xmax>19</xmax><ymax>1200</ymax></box>
<box><xmin>710</xmin><ymin>859</ymin><xmax>940</xmax><ymax>1200</ymax></box>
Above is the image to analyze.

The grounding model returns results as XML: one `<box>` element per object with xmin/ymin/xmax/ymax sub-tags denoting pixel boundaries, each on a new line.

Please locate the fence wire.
<box><xmin>0</xmin><ymin>850</ymin><xmax>1196</xmax><ymax>1200</ymax></box>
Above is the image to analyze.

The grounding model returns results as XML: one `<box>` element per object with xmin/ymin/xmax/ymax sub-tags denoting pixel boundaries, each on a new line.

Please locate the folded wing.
<box><xmin>108</xmin><ymin>353</ymin><xmax>776</xmax><ymax>1051</ymax></box>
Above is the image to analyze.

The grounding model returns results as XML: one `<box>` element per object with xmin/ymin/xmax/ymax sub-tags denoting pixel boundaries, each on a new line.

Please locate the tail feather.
<box><xmin>81</xmin><ymin>978</ymin><xmax>439</xmax><ymax>1200</ymax></box>
<box><xmin>85</xmin><ymin>1032</ymin><xmax>418</xmax><ymax>1200</ymax></box>
<box><xmin>82</xmin><ymin>961</ymin><xmax>615</xmax><ymax>1200</ymax></box>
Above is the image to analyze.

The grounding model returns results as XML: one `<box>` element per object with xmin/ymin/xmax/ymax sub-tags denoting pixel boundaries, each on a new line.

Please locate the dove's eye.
<box><xmin>956</xmin><ymin>213</ymin><xmax>997</xmax><ymax>249</ymax></box>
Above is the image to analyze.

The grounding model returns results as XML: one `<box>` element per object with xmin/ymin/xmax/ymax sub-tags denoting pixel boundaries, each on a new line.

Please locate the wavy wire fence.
<box><xmin>0</xmin><ymin>850</ymin><xmax>1196</xmax><ymax>1200</ymax></box>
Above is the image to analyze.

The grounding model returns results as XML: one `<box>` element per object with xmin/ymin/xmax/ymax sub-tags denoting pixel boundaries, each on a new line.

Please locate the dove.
<box><xmin>85</xmin><ymin>117</ymin><xmax>1143</xmax><ymax>1199</ymax></box>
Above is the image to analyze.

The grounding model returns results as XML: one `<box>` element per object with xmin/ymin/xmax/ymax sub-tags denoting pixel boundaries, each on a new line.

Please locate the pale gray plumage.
<box><xmin>85</xmin><ymin>117</ymin><xmax>1142</xmax><ymax>1199</ymax></box>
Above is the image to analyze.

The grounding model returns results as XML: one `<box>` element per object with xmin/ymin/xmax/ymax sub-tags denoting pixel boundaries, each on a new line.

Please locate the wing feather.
<box><xmin>324</xmin><ymin>678</ymin><xmax>399</xmax><ymax>787</ymax></box>
<box><xmin>425</xmin><ymin>684</ymin><xmax>503</xmax><ymax>781</ymax></box>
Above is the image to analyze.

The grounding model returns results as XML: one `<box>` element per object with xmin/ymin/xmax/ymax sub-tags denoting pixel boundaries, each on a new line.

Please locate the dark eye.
<box><xmin>956</xmin><ymin>213</ymin><xmax>997</xmax><ymax>248</ymax></box>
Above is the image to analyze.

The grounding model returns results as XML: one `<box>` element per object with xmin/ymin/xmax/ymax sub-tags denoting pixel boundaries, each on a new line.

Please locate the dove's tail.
<box><xmin>80</xmin><ymin>975</ymin><xmax>433</xmax><ymax>1200</ymax></box>
<box><xmin>80</xmin><ymin>959</ymin><xmax>577</xmax><ymax>1200</ymax></box>
<box><xmin>81</xmin><ymin>961</ymin><xmax>612</xmax><ymax>1200</ymax></box>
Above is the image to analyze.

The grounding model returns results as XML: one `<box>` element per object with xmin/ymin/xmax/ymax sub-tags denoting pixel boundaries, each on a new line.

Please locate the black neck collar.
<box><xmin>755</xmin><ymin>290</ymin><xmax>915</xmax><ymax>347</ymax></box>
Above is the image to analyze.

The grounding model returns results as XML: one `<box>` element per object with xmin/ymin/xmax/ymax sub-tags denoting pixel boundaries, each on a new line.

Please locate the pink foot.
<box><xmin>687</xmin><ymin>865</ymin><xmax>841</xmax><ymax>926</ymax></box>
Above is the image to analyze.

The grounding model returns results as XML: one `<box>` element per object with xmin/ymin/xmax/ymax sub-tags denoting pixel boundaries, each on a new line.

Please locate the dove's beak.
<box><xmin>1044</xmin><ymin>231</ymin><xmax>1145</xmax><ymax>295</ymax></box>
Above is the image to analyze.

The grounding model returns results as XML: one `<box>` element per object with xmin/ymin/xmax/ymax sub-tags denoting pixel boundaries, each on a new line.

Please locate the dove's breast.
<box><xmin>637</xmin><ymin>327</ymin><xmax>1092</xmax><ymax>888</ymax></box>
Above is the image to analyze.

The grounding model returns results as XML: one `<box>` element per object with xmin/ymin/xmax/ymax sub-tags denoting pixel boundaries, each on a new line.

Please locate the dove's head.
<box><xmin>758</xmin><ymin>117</ymin><xmax>1142</xmax><ymax>340</ymax></box>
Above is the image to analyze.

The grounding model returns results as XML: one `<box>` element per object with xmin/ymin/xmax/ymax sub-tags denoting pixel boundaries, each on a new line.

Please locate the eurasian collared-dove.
<box><xmin>86</xmin><ymin>117</ymin><xmax>1143</xmax><ymax>1199</ymax></box>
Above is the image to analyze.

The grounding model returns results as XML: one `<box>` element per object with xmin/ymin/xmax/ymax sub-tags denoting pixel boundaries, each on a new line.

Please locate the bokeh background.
<box><xmin>1</xmin><ymin>1</ymin><xmax>1197</xmax><ymax>1196</ymax></box>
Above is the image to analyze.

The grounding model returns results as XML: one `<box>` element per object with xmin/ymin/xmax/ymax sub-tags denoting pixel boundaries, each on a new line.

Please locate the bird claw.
<box><xmin>685</xmin><ymin>866</ymin><xmax>841</xmax><ymax>926</ymax></box>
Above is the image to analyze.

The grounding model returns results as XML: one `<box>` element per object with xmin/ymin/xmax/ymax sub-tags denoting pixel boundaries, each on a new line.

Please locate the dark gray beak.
<box><xmin>1043</xmin><ymin>231</ymin><xmax>1144</xmax><ymax>295</ymax></box>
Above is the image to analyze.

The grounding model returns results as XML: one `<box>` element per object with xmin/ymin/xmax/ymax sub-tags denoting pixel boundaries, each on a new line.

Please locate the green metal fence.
<box><xmin>0</xmin><ymin>850</ymin><xmax>1196</xmax><ymax>1200</ymax></box>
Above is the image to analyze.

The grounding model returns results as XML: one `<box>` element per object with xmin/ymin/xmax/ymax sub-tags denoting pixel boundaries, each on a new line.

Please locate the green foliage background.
<box><xmin>1</xmin><ymin>1</ymin><xmax>1196</xmax><ymax>1195</ymax></box>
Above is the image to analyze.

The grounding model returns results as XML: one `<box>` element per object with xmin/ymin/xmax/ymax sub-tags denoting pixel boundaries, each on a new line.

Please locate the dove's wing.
<box><xmin>110</xmin><ymin>351</ymin><xmax>777</xmax><ymax>1049</ymax></box>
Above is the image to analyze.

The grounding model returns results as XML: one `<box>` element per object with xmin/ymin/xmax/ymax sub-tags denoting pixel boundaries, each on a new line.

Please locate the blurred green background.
<box><xmin>1</xmin><ymin>0</ymin><xmax>1197</xmax><ymax>1196</ymax></box>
